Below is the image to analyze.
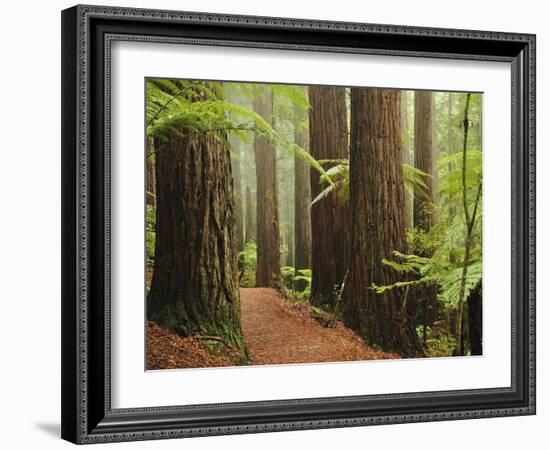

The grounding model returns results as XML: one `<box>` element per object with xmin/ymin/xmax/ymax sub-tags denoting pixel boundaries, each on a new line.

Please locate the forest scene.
<box><xmin>145</xmin><ymin>79</ymin><xmax>483</xmax><ymax>370</ymax></box>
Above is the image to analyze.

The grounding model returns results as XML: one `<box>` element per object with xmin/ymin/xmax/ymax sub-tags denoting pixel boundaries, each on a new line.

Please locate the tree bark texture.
<box><xmin>308</xmin><ymin>85</ymin><xmax>349</xmax><ymax>306</ymax></box>
<box><xmin>413</xmin><ymin>91</ymin><xmax>435</xmax><ymax>231</ymax></box>
<box><xmin>401</xmin><ymin>91</ymin><xmax>413</xmax><ymax>228</ymax></box>
<box><xmin>253</xmin><ymin>86</ymin><xmax>280</xmax><ymax>287</ymax></box>
<box><xmin>413</xmin><ymin>91</ymin><xmax>439</xmax><ymax>339</ymax></box>
<box><xmin>147</xmin><ymin>84</ymin><xmax>245</xmax><ymax>353</ymax></box>
<box><xmin>343</xmin><ymin>88</ymin><xmax>420</xmax><ymax>357</ymax></box>
<box><xmin>294</xmin><ymin>104</ymin><xmax>312</xmax><ymax>281</ymax></box>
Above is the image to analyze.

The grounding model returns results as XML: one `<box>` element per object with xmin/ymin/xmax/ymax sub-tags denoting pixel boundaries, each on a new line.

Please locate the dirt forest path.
<box><xmin>239</xmin><ymin>288</ymin><xmax>397</xmax><ymax>365</ymax></box>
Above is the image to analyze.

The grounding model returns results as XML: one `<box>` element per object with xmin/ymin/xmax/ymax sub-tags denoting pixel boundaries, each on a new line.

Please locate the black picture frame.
<box><xmin>61</xmin><ymin>4</ymin><xmax>536</xmax><ymax>444</ymax></box>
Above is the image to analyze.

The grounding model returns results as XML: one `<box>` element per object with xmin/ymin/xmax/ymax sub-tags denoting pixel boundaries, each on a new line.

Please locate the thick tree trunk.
<box><xmin>147</xmin><ymin>85</ymin><xmax>245</xmax><ymax>353</ymax></box>
<box><xmin>230</xmin><ymin>138</ymin><xmax>244</xmax><ymax>252</ymax></box>
<box><xmin>253</xmin><ymin>86</ymin><xmax>280</xmax><ymax>287</ymax></box>
<box><xmin>468</xmin><ymin>281</ymin><xmax>482</xmax><ymax>355</ymax></box>
<box><xmin>343</xmin><ymin>88</ymin><xmax>420</xmax><ymax>357</ymax></box>
<box><xmin>294</xmin><ymin>104</ymin><xmax>312</xmax><ymax>289</ymax></box>
<box><xmin>413</xmin><ymin>91</ymin><xmax>438</xmax><ymax>343</ymax></box>
<box><xmin>308</xmin><ymin>85</ymin><xmax>349</xmax><ymax>306</ymax></box>
<box><xmin>244</xmin><ymin>185</ymin><xmax>255</xmax><ymax>243</ymax></box>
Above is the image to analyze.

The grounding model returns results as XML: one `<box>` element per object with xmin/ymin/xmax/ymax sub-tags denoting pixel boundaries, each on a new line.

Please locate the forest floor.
<box><xmin>147</xmin><ymin>288</ymin><xmax>398</xmax><ymax>370</ymax></box>
<box><xmin>146</xmin><ymin>321</ymin><xmax>239</xmax><ymax>369</ymax></box>
<box><xmin>240</xmin><ymin>288</ymin><xmax>398</xmax><ymax>365</ymax></box>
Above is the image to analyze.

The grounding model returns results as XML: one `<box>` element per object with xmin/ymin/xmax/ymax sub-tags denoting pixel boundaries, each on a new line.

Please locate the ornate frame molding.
<box><xmin>61</xmin><ymin>4</ymin><xmax>536</xmax><ymax>444</ymax></box>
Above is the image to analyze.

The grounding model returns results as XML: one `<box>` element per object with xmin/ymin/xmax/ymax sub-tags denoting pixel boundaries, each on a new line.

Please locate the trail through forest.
<box><xmin>240</xmin><ymin>288</ymin><xmax>398</xmax><ymax>365</ymax></box>
<box><xmin>146</xmin><ymin>81</ymin><xmax>484</xmax><ymax>365</ymax></box>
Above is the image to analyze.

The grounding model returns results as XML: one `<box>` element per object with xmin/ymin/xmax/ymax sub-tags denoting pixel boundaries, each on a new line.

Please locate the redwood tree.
<box><xmin>414</xmin><ymin>91</ymin><xmax>435</xmax><ymax>231</ymax></box>
<box><xmin>343</xmin><ymin>88</ymin><xmax>419</xmax><ymax>357</ymax></box>
<box><xmin>294</xmin><ymin>103</ymin><xmax>312</xmax><ymax>288</ymax></box>
<box><xmin>253</xmin><ymin>86</ymin><xmax>280</xmax><ymax>287</ymax></box>
<box><xmin>147</xmin><ymin>83</ymin><xmax>245</xmax><ymax>352</ymax></box>
<box><xmin>413</xmin><ymin>90</ymin><xmax>438</xmax><ymax>344</ymax></box>
<box><xmin>308</xmin><ymin>85</ymin><xmax>348</xmax><ymax>306</ymax></box>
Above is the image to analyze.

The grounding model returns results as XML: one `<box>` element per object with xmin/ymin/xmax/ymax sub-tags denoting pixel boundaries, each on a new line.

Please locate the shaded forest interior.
<box><xmin>145</xmin><ymin>80</ymin><xmax>483</xmax><ymax>368</ymax></box>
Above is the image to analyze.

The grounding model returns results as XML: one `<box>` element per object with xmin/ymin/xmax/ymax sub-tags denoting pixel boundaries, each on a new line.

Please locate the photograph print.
<box><xmin>145</xmin><ymin>79</ymin><xmax>483</xmax><ymax>370</ymax></box>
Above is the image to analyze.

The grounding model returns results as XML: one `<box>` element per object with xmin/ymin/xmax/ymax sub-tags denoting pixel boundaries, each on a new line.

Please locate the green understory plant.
<box><xmin>237</xmin><ymin>241</ymin><xmax>257</xmax><ymax>288</ymax></box>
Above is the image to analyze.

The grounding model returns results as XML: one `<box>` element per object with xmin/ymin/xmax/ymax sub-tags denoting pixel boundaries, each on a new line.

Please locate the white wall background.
<box><xmin>0</xmin><ymin>0</ymin><xmax>545</xmax><ymax>448</ymax></box>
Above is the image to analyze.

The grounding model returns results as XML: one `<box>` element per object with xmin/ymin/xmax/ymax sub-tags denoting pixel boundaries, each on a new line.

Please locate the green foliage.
<box><xmin>438</xmin><ymin>260</ymin><xmax>482</xmax><ymax>307</ymax></box>
<box><xmin>237</xmin><ymin>241</ymin><xmax>257</xmax><ymax>287</ymax></box>
<box><xmin>311</xmin><ymin>159</ymin><xmax>349</xmax><ymax>206</ymax></box>
<box><xmin>146</xmin><ymin>80</ymin><xmax>325</xmax><ymax>176</ymax></box>
<box><xmin>294</xmin><ymin>268</ymin><xmax>312</xmax><ymax>280</ymax></box>
<box><xmin>437</xmin><ymin>150</ymin><xmax>482</xmax><ymax>209</ymax></box>
<box><xmin>372</xmin><ymin>251</ymin><xmax>481</xmax><ymax>309</ymax></box>
<box><xmin>146</xmin><ymin>205</ymin><xmax>156</xmax><ymax>264</ymax></box>
<box><xmin>372</xmin><ymin>126</ymin><xmax>483</xmax><ymax>312</ymax></box>
<box><xmin>146</xmin><ymin>79</ymin><xmax>325</xmax><ymax>295</ymax></box>
<box><xmin>280</xmin><ymin>265</ymin><xmax>295</xmax><ymax>291</ymax></box>
<box><xmin>417</xmin><ymin>325</ymin><xmax>457</xmax><ymax>357</ymax></box>
<box><xmin>147</xmin><ymin>80</ymin><xmax>254</xmax><ymax>145</ymax></box>
<box><xmin>293</xmin><ymin>269</ymin><xmax>312</xmax><ymax>298</ymax></box>
<box><xmin>403</xmin><ymin>164</ymin><xmax>430</xmax><ymax>199</ymax></box>
<box><xmin>270</xmin><ymin>84</ymin><xmax>309</xmax><ymax>111</ymax></box>
<box><xmin>278</xmin><ymin>266</ymin><xmax>312</xmax><ymax>299</ymax></box>
<box><xmin>311</xmin><ymin>160</ymin><xmax>429</xmax><ymax>207</ymax></box>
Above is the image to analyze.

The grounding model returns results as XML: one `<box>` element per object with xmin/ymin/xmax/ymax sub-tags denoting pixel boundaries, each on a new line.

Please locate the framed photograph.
<box><xmin>61</xmin><ymin>4</ymin><xmax>536</xmax><ymax>444</ymax></box>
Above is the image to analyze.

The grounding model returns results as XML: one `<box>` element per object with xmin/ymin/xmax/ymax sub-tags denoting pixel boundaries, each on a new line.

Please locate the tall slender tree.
<box><xmin>413</xmin><ymin>91</ymin><xmax>438</xmax><ymax>344</ymax></box>
<box><xmin>401</xmin><ymin>91</ymin><xmax>413</xmax><ymax>228</ymax></box>
<box><xmin>343</xmin><ymin>88</ymin><xmax>419</xmax><ymax>357</ymax></box>
<box><xmin>308</xmin><ymin>85</ymin><xmax>348</xmax><ymax>306</ymax></box>
<box><xmin>294</xmin><ymin>102</ymin><xmax>312</xmax><ymax>288</ymax></box>
<box><xmin>414</xmin><ymin>91</ymin><xmax>435</xmax><ymax>231</ymax></box>
<box><xmin>445</xmin><ymin>92</ymin><xmax>461</xmax><ymax>341</ymax></box>
<box><xmin>253</xmin><ymin>86</ymin><xmax>280</xmax><ymax>287</ymax></box>
<box><xmin>147</xmin><ymin>83</ymin><xmax>245</xmax><ymax>353</ymax></box>
<box><xmin>455</xmin><ymin>93</ymin><xmax>481</xmax><ymax>356</ymax></box>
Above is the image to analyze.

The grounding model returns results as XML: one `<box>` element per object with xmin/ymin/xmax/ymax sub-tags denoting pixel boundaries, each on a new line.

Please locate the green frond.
<box><xmin>269</xmin><ymin>84</ymin><xmax>310</xmax><ymax>111</ymax></box>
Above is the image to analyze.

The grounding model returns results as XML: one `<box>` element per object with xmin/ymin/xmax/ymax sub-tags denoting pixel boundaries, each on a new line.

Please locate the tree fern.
<box><xmin>311</xmin><ymin>160</ymin><xmax>429</xmax><ymax>207</ymax></box>
<box><xmin>146</xmin><ymin>80</ymin><xmax>326</xmax><ymax>176</ymax></box>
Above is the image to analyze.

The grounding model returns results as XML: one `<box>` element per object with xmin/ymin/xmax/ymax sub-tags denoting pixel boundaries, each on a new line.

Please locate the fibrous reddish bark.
<box><xmin>294</xmin><ymin>103</ymin><xmax>312</xmax><ymax>288</ymax></box>
<box><xmin>343</xmin><ymin>88</ymin><xmax>419</xmax><ymax>357</ymax></box>
<box><xmin>147</xmin><ymin>83</ymin><xmax>245</xmax><ymax>353</ymax></box>
<box><xmin>413</xmin><ymin>91</ymin><xmax>435</xmax><ymax>231</ymax></box>
<box><xmin>414</xmin><ymin>91</ymin><xmax>438</xmax><ymax>342</ymax></box>
<box><xmin>308</xmin><ymin>85</ymin><xmax>348</xmax><ymax>306</ymax></box>
<box><xmin>253</xmin><ymin>86</ymin><xmax>280</xmax><ymax>287</ymax></box>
